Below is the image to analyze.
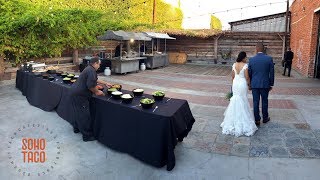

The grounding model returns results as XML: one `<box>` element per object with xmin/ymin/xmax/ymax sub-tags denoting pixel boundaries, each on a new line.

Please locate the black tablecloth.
<box><xmin>16</xmin><ymin>71</ymin><xmax>63</xmax><ymax>111</ymax></box>
<box><xmin>93</xmin><ymin>92</ymin><xmax>194</xmax><ymax>170</ymax></box>
<box><xmin>15</xmin><ymin>70</ymin><xmax>195</xmax><ymax>171</ymax></box>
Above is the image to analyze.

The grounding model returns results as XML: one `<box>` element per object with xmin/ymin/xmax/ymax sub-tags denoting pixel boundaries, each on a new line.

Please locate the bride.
<box><xmin>220</xmin><ymin>51</ymin><xmax>258</xmax><ymax>137</ymax></box>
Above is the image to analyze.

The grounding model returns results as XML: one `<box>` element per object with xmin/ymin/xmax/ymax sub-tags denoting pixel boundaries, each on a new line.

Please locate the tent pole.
<box><xmin>157</xmin><ymin>39</ymin><xmax>159</xmax><ymax>51</ymax></box>
<box><xmin>138</xmin><ymin>41</ymin><xmax>141</xmax><ymax>56</ymax></box>
<box><xmin>165</xmin><ymin>39</ymin><xmax>167</xmax><ymax>53</ymax></box>
<box><xmin>120</xmin><ymin>41</ymin><xmax>122</xmax><ymax>58</ymax></box>
<box><xmin>152</xmin><ymin>39</ymin><xmax>154</xmax><ymax>55</ymax></box>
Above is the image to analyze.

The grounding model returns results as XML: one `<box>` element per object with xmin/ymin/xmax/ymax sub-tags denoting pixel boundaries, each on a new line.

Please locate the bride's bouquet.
<box><xmin>225</xmin><ymin>86</ymin><xmax>233</xmax><ymax>101</ymax></box>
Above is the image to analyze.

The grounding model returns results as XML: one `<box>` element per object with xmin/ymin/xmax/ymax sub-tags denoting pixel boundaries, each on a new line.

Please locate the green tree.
<box><xmin>0</xmin><ymin>0</ymin><xmax>183</xmax><ymax>64</ymax></box>
<box><xmin>118</xmin><ymin>0</ymin><xmax>183</xmax><ymax>30</ymax></box>
<box><xmin>0</xmin><ymin>0</ymin><xmax>107</xmax><ymax>63</ymax></box>
<box><xmin>210</xmin><ymin>15</ymin><xmax>222</xmax><ymax>30</ymax></box>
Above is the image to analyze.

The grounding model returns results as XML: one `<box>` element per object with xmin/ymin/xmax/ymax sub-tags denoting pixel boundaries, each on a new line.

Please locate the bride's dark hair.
<box><xmin>236</xmin><ymin>51</ymin><xmax>247</xmax><ymax>62</ymax></box>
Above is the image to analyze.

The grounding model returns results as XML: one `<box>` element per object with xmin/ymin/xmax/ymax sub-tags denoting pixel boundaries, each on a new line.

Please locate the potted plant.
<box><xmin>219</xmin><ymin>50</ymin><xmax>232</xmax><ymax>64</ymax></box>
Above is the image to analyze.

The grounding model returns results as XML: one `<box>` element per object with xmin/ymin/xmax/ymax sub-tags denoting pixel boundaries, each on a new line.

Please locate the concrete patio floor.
<box><xmin>1</xmin><ymin>64</ymin><xmax>320</xmax><ymax>180</ymax></box>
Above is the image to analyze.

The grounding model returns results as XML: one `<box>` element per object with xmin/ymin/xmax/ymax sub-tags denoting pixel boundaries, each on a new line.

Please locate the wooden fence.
<box><xmin>162</xmin><ymin>31</ymin><xmax>289</xmax><ymax>64</ymax></box>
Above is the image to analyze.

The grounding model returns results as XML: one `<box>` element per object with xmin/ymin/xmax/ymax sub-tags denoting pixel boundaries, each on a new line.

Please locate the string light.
<box><xmin>157</xmin><ymin>1</ymin><xmax>287</xmax><ymax>24</ymax></box>
<box><xmin>78</xmin><ymin>0</ymin><xmax>289</xmax><ymax>31</ymax></box>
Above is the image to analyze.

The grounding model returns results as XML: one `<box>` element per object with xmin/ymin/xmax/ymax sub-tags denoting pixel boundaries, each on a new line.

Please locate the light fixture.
<box><xmin>130</xmin><ymin>39</ymin><xmax>134</xmax><ymax>43</ymax></box>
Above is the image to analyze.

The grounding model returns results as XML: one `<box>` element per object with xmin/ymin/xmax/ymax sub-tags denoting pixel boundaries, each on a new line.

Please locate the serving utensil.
<box><xmin>152</xmin><ymin>106</ymin><xmax>158</xmax><ymax>113</ymax></box>
<box><xmin>131</xmin><ymin>104</ymin><xmax>141</xmax><ymax>108</ymax></box>
<box><xmin>165</xmin><ymin>98</ymin><xmax>172</xmax><ymax>103</ymax></box>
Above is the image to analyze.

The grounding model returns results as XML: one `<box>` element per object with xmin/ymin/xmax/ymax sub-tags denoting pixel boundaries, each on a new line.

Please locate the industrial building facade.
<box><xmin>229</xmin><ymin>12</ymin><xmax>288</xmax><ymax>32</ymax></box>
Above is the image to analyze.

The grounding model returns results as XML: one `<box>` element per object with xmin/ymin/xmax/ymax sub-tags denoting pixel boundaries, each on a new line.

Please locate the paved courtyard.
<box><xmin>1</xmin><ymin>64</ymin><xmax>320</xmax><ymax>179</ymax></box>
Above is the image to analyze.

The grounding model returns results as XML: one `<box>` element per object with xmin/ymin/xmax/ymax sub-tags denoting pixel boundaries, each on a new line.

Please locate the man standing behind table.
<box><xmin>283</xmin><ymin>48</ymin><xmax>294</xmax><ymax>77</ymax></box>
<box><xmin>71</xmin><ymin>57</ymin><xmax>112</xmax><ymax>142</ymax></box>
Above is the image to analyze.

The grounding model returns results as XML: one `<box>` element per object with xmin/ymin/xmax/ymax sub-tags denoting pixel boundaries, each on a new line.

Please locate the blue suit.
<box><xmin>248</xmin><ymin>53</ymin><xmax>274</xmax><ymax>122</ymax></box>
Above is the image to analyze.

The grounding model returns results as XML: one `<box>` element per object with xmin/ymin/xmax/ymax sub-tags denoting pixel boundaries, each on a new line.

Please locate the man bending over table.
<box><xmin>71</xmin><ymin>57</ymin><xmax>112</xmax><ymax>142</ymax></box>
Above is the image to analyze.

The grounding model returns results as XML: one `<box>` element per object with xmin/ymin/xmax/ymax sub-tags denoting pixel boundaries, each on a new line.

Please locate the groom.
<box><xmin>248</xmin><ymin>43</ymin><xmax>275</xmax><ymax>126</ymax></box>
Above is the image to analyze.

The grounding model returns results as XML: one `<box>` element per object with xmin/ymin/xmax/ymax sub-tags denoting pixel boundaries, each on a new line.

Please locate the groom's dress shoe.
<box><xmin>255</xmin><ymin>121</ymin><xmax>260</xmax><ymax>126</ymax></box>
<box><xmin>263</xmin><ymin>117</ymin><xmax>270</xmax><ymax>123</ymax></box>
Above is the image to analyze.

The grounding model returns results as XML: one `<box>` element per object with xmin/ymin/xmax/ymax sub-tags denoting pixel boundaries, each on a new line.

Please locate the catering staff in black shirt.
<box><xmin>71</xmin><ymin>57</ymin><xmax>111</xmax><ymax>142</ymax></box>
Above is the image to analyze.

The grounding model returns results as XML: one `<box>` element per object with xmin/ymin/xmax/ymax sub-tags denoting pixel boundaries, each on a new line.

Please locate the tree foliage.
<box><xmin>0</xmin><ymin>0</ymin><xmax>183</xmax><ymax>64</ymax></box>
<box><xmin>129</xmin><ymin>0</ymin><xmax>183</xmax><ymax>30</ymax></box>
<box><xmin>210</xmin><ymin>15</ymin><xmax>222</xmax><ymax>30</ymax></box>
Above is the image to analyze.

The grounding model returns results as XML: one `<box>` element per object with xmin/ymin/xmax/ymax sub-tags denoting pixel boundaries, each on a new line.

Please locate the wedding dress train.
<box><xmin>220</xmin><ymin>63</ymin><xmax>258</xmax><ymax>137</ymax></box>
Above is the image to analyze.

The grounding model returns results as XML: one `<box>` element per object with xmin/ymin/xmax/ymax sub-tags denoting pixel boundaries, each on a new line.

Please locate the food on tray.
<box><xmin>63</xmin><ymin>77</ymin><xmax>71</xmax><ymax>83</ymax></box>
<box><xmin>111</xmin><ymin>91</ymin><xmax>123</xmax><ymax>95</ymax></box>
<box><xmin>132</xmin><ymin>88</ymin><xmax>144</xmax><ymax>96</ymax></box>
<box><xmin>140</xmin><ymin>98</ymin><xmax>155</xmax><ymax>108</ymax></box>
<box><xmin>140</xmin><ymin>98</ymin><xmax>155</xmax><ymax>104</ymax></box>
<box><xmin>48</xmin><ymin>77</ymin><xmax>55</xmax><ymax>81</ymax></box>
<box><xmin>61</xmin><ymin>73</ymin><xmax>68</xmax><ymax>78</ymax></box>
<box><xmin>121</xmin><ymin>94</ymin><xmax>133</xmax><ymax>103</ymax></box>
<box><xmin>152</xmin><ymin>91</ymin><xmax>165</xmax><ymax>96</ymax></box>
<box><xmin>121</xmin><ymin>94</ymin><xmax>132</xmax><ymax>99</ymax></box>
<box><xmin>112</xmin><ymin>84</ymin><xmax>122</xmax><ymax>89</ymax></box>
<box><xmin>133</xmin><ymin>88</ymin><xmax>144</xmax><ymax>92</ymax></box>
<box><xmin>107</xmin><ymin>88</ymin><xmax>117</xmax><ymax>92</ymax></box>
<box><xmin>67</xmin><ymin>74</ymin><xmax>75</xmax><ymax>78</ymax></box>
<box><xmin>70</xmin><ymin>79</ymin><xmax>76</xmax><ymax>83</ymax></box>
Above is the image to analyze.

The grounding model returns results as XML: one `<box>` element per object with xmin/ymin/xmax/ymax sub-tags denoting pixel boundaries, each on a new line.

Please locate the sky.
<box><xmin>163</xmin><ymin>0</ymin><xmax>293</xmax><ymax>29</ymax></box>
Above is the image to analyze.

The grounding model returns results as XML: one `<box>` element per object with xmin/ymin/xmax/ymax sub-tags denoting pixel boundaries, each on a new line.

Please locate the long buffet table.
<box><xmin>15</xmin><ymin>70</ymin><xmax>195</xmax><ymax>171</ymax></box>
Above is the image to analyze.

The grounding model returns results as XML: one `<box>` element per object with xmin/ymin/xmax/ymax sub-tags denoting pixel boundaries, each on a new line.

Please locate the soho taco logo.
<box><xmin>7</xmin><ymin>123</ymin><xmax>62</xmax><ymax>176</ymax></box>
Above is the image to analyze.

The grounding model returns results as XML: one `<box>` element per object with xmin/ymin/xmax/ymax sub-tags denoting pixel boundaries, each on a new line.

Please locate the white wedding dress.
<box><xmin>220</xmin><ymin>63</ymin><xmax>258</xmax><ymax>137</ymax></box>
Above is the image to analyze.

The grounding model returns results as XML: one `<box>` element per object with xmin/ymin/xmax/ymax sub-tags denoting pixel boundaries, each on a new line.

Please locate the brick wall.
<box><xmin>290</xmin><ymin>0</ymin><xmax>320</xmax><ymax>77</ymax></box>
